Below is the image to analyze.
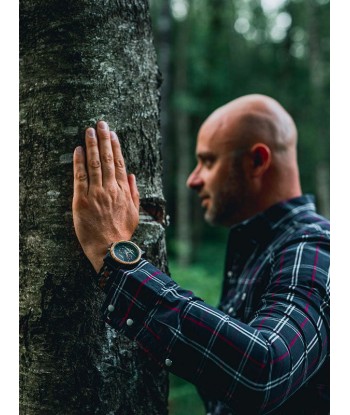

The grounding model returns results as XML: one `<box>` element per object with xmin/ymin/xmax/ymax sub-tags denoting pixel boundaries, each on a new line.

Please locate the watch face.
<box><xmin>110</xmin><ymin>241</ymin><xmax>141</xmax><ymax>265</ymax></box>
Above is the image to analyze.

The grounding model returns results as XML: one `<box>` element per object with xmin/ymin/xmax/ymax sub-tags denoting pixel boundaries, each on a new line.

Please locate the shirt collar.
<box><xmin>229</xmin><ymin>195</ymin><xmax>316</xmax><ymax>245</ymax></box>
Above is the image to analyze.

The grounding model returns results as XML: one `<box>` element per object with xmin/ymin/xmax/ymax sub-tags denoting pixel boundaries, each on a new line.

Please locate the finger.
<box><xmin>128</xmin><ymin>174</ymin><xmax>140</xmax><ymax>210</ymax></box>
<box><xmin>110</xmin><ymin>131</ymin><xmax>128</xmax><ymax>184</ymax></box>
<box><xmin>85</xmin><ymin>127</ymin><xmax>102</xmax><ymax>187</ymax></box>
<box><xmin>96</xmin><ymin>121</ymin><xmax>115</xmax><ymax>187</ymax></box>
<box><xmin>73</xmin><ymin>146</ymin><xmax>88</xmax><ymax>196</ymax></box>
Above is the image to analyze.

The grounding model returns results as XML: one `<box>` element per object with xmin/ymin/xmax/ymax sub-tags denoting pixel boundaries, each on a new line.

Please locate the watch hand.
<box><xmin>124</xmin><ymin>247</ymin><xmax>134</xmax><ymax>259</ymax></box>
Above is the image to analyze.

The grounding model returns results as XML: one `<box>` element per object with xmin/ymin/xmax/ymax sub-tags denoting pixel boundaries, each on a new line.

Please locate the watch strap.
<box><xmin>96</xmin><ymin>241</ymin><xmax>144</xmax><ymax>291</ymax></box>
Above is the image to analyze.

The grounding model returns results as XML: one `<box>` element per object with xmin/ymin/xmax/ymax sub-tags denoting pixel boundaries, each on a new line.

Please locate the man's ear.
<box><xmin>249</xmin><ymin>143</ymin><xmax>271</xmax><ymax>177</ymax></box>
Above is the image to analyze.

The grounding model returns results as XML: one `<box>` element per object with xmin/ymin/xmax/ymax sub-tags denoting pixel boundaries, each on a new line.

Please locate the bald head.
<box><xmin>200</xmin><ymin>94</ymin><xmax>297</xmax><ymax>154</ymax></box>
<box><xmin>188</xmin><ymin>94</ymin><xmax>302</xmax><ymax>225</ymax></box>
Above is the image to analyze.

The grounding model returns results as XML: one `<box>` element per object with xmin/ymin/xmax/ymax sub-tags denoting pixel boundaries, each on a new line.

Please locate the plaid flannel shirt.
<box><xmin>96</xmin><ymin>195</ymin><xmax>330</xmax><ymax>415</ymax></box>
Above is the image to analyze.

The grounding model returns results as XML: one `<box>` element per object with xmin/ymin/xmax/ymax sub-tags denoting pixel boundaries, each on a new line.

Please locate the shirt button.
<box><xmin>107</xmin><ymin>304</ymin><xmax>115</xmax><ymax>312</ymax></box>
<box><xmin>126</xmin><ymin>318</ymin><xmax>134</xmax><ymax>326</ymax></box>
<box><xmin>228</xmin><ymin>307</ymin><xmax>234</xmax><ymax>314</ymax></box>
<box><xmin>165</xmin><ymin>358</ymin><xmax>173</xmax><ymax>367</ymax></box>
<box><xmin>241</xmin><ymin>292</ymin><xmax>247</xmax><ymax>300</ymax></box>
<box><xmin>227</xmin><ymin>271</ymin><xmax>233</xmax><ymax>277</ymax></box>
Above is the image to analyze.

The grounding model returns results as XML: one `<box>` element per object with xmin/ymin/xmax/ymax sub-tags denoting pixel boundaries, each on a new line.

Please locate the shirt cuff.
<box><xmin>96</xmin><ymin>258</ymin><xmax>202</xmax><ymax>370</ymax></box>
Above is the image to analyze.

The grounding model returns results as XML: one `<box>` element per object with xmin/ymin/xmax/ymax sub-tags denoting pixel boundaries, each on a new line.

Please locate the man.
<box><xmin>73</xmin><ymin>94</ymin><xmax>330</xmax><ymax>414</ymax></box>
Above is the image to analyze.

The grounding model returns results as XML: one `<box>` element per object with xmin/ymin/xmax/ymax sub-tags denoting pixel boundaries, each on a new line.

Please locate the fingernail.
<box><xmin>87</xmin><ymin>128</ymin><xmax>95</xmax><ymax>137</ymax></box>
<box><xmin>111</xmin><ymin>131</ymin><xmax>118</xmax><ymax>141</ymax></box>
<box><xmin>75</xmin><ymin>146</ymin><xmax>83</xmax><ymax>154</ymax></box>
<box><xmin>99</xmin><ymin>121</ymin><xmax>108</xmax><ymax>130</ymax></box>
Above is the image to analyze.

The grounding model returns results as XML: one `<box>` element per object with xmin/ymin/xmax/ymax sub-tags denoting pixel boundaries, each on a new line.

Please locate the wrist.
<box><xmin>94</xmin><ymin>241</ymin><xmax>143</xmax><ymax>291</ymax></box>
<box><xmin>84</xmin><ymin>245</ymin><xmax>109</xmax><ymax>273</ymax></box>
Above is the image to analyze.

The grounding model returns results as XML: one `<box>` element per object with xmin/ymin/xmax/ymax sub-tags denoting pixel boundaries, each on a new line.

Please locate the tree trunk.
<box><xmin>174</xmin><ymin>13</ymin><xmax>193</xmax><ymax>267</ymax></box>
<box><xmin>19</xmin><ymin>1</ymin><xmax>168</xmax><ymax>414</ymax></box>
<box><xmin>307</xmin><ymin>0</ymin><xmax>330</xmax><ymax>218</ymax></box>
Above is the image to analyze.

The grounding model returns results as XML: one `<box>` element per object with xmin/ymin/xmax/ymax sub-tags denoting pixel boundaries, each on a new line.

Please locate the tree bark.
<box><xmin>20</xmin><ymin>1</ymin><xmax>168</xmax><ymax>414</ymax></box>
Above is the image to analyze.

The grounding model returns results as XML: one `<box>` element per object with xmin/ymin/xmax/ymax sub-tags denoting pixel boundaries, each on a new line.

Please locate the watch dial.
<box><xmin>113</xmin><ymin>241</ymin><xmax>140</xmax><ymax>264</ymax></box>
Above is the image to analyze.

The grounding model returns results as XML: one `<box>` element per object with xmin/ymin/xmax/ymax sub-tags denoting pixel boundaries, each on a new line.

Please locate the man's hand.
<box><xmin>72</xmin><ymin>121</ymin><xmax>140</xmax><ymax>272</ymax></box>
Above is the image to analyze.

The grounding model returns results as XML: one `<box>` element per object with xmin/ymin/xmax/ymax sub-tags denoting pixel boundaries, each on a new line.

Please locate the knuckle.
<box><xmin>87</xmin><ymin>137</ymin><xmax>98</xmax><ymax>147</ymax></box>
<box><xmin>100</xmin><ymin>130</ymin><xmax>110</xmax><ymax>139</ymax></box>
<box><xmin>76</xmin><ymin>172</ymin><xmax>88</xmax><ymax>182</ymax></box>
<box><xmin>102</xmin><ymin>153</ymin><xmax>113</xmax><ymax>163</ymax></box>
<box><xmin>106</xmin><ymin>185</ymin><xmax>118</xmax><ymax>195</ymax></box>
<box><xmin>75</xmin><ymin>168</ymin><xmax>88</xmax><ymax>182</ymax></box>
<box><xmin>89</xmin><ymin>159</ymin><xmax>101</xmax><ymax>169</ymax></box>
<box><xmin>114</xmin><ymin>158</ymin><xmax>125</xmax><ymax>169</ymax></box>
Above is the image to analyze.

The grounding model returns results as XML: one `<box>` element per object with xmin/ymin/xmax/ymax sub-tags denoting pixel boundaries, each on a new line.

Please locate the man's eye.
<box><xmin>203</xmin><ymin>159</ymin><xmax>214</xmax><ymax>168</ymax></box>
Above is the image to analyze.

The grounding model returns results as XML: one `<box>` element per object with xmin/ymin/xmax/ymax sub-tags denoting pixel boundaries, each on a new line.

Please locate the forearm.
<box><xmin>95</xmin><ymin>259</ymin><xmax>329</xmax><ymax>414</ymax></box>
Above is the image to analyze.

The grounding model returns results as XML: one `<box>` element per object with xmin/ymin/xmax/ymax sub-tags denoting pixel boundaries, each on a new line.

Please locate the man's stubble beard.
<box><xmin>204</xmin><ymin>164</ymin><xmax>247</xmax><ymax>227</ymax></box>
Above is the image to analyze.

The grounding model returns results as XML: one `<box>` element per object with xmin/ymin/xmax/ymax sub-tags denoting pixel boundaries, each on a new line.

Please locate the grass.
<box><xmin>166</xmin><ymin>238</ymin><xmax>227</xmax><ymax>415</ymax></box>
<box><xmin>168</xmin><ymin>373</ymin><xmax>205</xmax><ymax>415</ymax></box>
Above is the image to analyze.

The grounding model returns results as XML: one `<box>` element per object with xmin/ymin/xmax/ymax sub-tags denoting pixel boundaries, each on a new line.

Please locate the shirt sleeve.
<box><xmin>96</xmin><ymin>231</ymin><xmax>329</xmax><ymax>414</ymax></box>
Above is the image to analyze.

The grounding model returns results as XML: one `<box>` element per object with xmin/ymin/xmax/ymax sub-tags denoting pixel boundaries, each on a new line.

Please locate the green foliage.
<box><xmin>169</xmin><ymin>373</ymin><xmax>205</xmax><ymax>415</ymax></box>
<box><xmin>168</xmin><ymin>240</ymin><xmax>225</xmax><ymax>306</ymax></box>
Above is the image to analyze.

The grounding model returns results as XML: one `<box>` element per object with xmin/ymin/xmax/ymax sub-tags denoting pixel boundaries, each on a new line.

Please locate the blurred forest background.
<box><xmin>149</xmin><ymin>0</ymin><xmax>330</xmax><ymax>414</ymax></box>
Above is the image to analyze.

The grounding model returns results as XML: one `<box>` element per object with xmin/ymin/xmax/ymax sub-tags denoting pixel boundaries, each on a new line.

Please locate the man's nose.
<box><xmin>186</xmin><ymin>166</ymin><xmax>203</xmax><ymax>190</ymax></box>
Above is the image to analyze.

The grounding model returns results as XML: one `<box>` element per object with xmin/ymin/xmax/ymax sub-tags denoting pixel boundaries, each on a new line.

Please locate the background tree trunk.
<box><xmin>307</xmin><ymin>0</ymin><xmax>330</xmax><ymax>218</ymax></box>
<box><xmin>19</xmin><ymin>1</ymin><xmax>168</xmax><ymax>414</ymax></box>
<box><xmin>174</xmin><ymin>13</ymin><xmax>193</xmax><ymax>267</ymax></box>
